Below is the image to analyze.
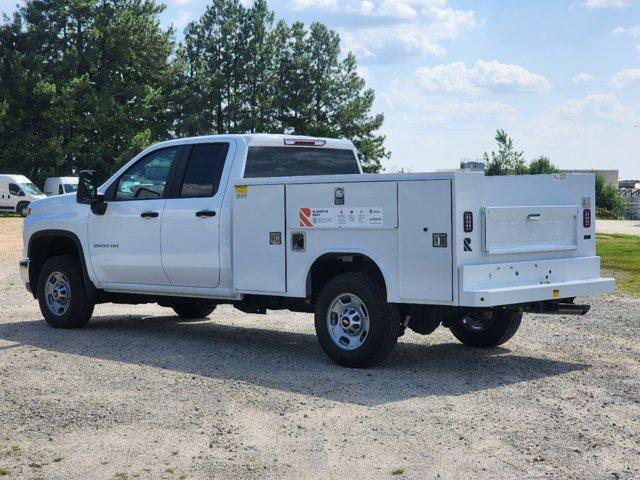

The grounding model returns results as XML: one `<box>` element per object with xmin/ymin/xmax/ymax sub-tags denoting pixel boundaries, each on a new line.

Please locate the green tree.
<box><xmin>595</xmin><ymin>173</ymin><xmax>625</xmax><ymax>217</ymax></box>
<box><xmin>482</xmin><ymin>131</ymin><xmax>560</xmax><ymax>176</ymax></box>
<box><xmin>528</xmin><ymin>155</ymin><xmax>557</xmax><ymax>174</ymax></box>
<box><xmin>174</xmin><ymin>2</ymin><xmax>388</xmax><ymax>172</ymax></box>
<box><xmin>1</xmin><ymin>0</ymin><xmax>389</xmax><ymax>181</ymax></box>
<box><xmin>0</xmin><ymin>0</ymin><xmax>175</xmax><ymax>184</ymax></box>
<box><xmin>483</xmin><ymin>129</ymin><xmax>527</xmax><ymax>176</ymax></box>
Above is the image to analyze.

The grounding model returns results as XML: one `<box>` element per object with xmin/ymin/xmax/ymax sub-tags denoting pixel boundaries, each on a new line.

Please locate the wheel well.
<box><xmin>307</xmin><ymin>253</ymin><xmax>387</xmax><ymax>300</ymax></box>
<box><xmin>29</xmin><ymin>234</ymin><xmax>82</xmax><ymax>296</ymax></box>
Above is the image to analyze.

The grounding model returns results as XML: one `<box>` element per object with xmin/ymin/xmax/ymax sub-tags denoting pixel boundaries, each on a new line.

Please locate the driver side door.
<box><xmin>88</xmin><ymin>146</ymin><xmax>182</xmax><ymax>286</ymax></box>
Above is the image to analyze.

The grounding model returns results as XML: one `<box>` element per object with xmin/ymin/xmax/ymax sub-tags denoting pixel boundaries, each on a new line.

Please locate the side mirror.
<box><xmin>77</xmin><ymin>170</ymin><xmax>107</xmax><ymax>215</ymax></box>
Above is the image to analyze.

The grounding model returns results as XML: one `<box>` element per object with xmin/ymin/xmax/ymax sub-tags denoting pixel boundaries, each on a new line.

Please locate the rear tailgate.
<box><xmin>482</xmin><ymin>204</ymin><xmax>579</xmax><ymax>254</ymax></box>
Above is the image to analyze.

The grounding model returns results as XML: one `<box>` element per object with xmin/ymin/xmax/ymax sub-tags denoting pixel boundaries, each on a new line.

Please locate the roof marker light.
<box><xmin>284</xmin><ymin>139</ymin><xmax>326</xmax><ymax>147</ymax></box>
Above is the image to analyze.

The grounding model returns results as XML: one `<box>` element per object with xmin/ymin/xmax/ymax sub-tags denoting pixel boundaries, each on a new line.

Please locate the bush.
<box><xmin>596</xmin><ymin>207</ymin><xmax>620</xmax><ymax>219</ymax></box>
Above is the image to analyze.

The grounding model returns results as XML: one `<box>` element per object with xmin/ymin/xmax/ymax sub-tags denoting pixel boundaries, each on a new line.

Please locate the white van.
<box><xmin>44</xmin><ymin>176</ymin><xmax>79</xmax><ymax>196</ymax></box>
<box><xmin>0</xmin><ymin>174</ymin><xmax>47</xmax><ymax>216</ymax></box>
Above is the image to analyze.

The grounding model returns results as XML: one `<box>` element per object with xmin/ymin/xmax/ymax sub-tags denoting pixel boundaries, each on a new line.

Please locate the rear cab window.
<box><xmin>244</xmin><ymin>147</ymin><xmax>360</xmax><ymax>178</ymax></box>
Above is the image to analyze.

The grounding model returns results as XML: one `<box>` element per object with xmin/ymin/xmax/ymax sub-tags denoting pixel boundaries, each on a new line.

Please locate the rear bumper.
<box><xmin>459</xmin><ymin>256</ymin><xmax>615</xmax><ymax>307</ymax></box>
<box><xmin>19</xmin><ymin>258</ymin><xmax>31</xmax><ymax>293</ymax></box>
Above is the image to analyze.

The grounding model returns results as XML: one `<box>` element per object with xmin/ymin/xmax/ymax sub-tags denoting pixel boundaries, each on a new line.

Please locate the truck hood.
<box><xmin>29</xmin><ymin>192</ymin><xmax>76</xmax><ymax>214</ymax></box>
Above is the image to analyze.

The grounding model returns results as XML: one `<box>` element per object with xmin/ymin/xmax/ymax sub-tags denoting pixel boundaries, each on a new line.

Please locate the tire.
<box><xmin>314</xmin><ymin>272</ymin><xmax>401</xmax><ymax>368</ymax></box>
<box><xmin>449</xmin><ymin>310</ymin><xmax>522</xmax><ymax>348</ymax></box>
<box><xmin>171</xmin><ymin>304</ymin><xmax>216</xmax><ymax>319</ymax></box>
<box><xmin>16</xmin><ymin>201</ymin><xmax>29</xmax><ymax>217</ymax></box>
<box><xmin>37</xmin><ymin>255</ymin><xmax>94</xmax><ymax>329</ymax></box>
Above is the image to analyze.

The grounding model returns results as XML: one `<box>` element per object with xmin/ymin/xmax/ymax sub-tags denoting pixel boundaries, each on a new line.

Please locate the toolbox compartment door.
<box><xmin>233</xmin><ymin>183</ymin><xmax>286</xmax><ymax>293</ymax></box>
<box><xmin>482</xmin><ymin>205</ymin><xmax>578</xmax><ymax>255</ymax></box>
<box><xmin>399</xmin><ymin>180</ymin><xmax>453</xmax><ymax>302</ymax></box>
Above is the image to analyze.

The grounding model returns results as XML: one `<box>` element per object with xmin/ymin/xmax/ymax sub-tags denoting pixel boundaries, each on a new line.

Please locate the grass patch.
<box><xmin>0</xmin><ymin>467</ymin><xmax>8</xmax><ymax>475</ymax></box>
<box><xmin>52</xmin><ymin>455</ymin><xmax>63</xmax><ymax>463</ymax></box>
<box><xmin>0</xmin><ymin>212</ymin><xmax>19</xmax><ymax>218</ymax></box>
<box><xmin>597</xmin><ymin>234</ymin><xmax>640</xmax><ymax>296</ymax></box>
<box><xmin>391</xmin><ymin>468</ymin><xmax>404</xmax><ymax>475</ymax></box>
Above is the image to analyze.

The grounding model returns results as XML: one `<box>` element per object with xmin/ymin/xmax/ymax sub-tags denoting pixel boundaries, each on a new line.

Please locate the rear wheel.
<box><xmin>37</xmin><ymin>255</ymin><xmax>94</xmax><ymax>329</ymax></box>
<box><xmin>449</xmin><ymin>310</ymin><xmax>522</xmax><ymax>348</ymax></box>
<box><xmin>315</xmin><ymin>272</ymin><xmax>400</xmax><ymax>368</ymax></box>
<box><xmin>171</xmin><ymin>304</ymin><xmax>216</xmax><ymax>319</ymax></box>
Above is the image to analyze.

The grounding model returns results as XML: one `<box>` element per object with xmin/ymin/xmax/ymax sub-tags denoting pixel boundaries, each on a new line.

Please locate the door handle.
<box><xmin>140</xmin><ymin>211</ymin><xmax>159</xmax><ymax>218</ymax></box>
<box><xmin>195</xmin><ymin>210</ymin><xmax>216</xmax><ymax>218</ymax></box>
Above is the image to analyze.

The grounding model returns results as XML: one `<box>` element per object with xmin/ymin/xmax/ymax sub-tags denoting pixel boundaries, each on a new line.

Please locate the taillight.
<box><xmin>463</xmin><ymin>211</ymin><xmax>473</xmax><ymax>232</ymax></box>
<box><xmin>583</xmin><ymin>209</ymin><xmax>591</xmax><ymax>228</ymax></box>
<box><xmin>284</xmin><ymin>138</ymin><xmax>326</xmax><ymax>146</ymax></box>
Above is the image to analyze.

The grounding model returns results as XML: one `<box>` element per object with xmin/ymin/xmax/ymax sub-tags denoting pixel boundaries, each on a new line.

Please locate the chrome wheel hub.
<box><xmin>327</xmin><ymin>293</ymin><xmax>370</xmax><ymax>351</ymax></box>
<box><xmin>45</xmin><ymin>271</ymin><xmax>71</xmax><ymax>316</ymax></box>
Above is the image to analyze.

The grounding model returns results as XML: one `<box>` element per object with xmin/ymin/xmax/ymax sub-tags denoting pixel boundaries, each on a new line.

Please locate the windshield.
<box><xmin>21</xmin><ymin>182</ymin><xmax>43</xmax><ymax>196</ymax></box>
<box><xmin>63</xmin><ymin>183</ymin><xmax>78</xmax><ymax>193</ymax></box>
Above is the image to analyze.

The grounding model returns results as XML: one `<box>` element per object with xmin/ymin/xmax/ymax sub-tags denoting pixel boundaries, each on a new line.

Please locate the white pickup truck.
<box><xmin>20</xmin><ymin>134</ymin><xmax>615</xmax><ymax>367</ymax></box>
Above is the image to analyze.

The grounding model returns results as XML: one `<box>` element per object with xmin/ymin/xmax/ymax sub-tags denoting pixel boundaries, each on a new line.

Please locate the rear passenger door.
<box><xmin>161</xmin><ymin>142</ymin><xmax>233</xmax><ymax>288</ymax></box>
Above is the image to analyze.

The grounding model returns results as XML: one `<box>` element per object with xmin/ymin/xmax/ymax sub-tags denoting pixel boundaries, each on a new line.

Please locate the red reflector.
<box><xmin>463</xmin><ymin>211</ymin><xmax>473</xmax><ymax>233</ymax></box>
<box><xmin>284</xmin><ymin>138</ymin><xmax>326</xmax><ymax>146</ymax></box>
<box><xmin>583</xmin><ymin>209</ymin><xmax>591</xmax><ymax>228</ymax></box>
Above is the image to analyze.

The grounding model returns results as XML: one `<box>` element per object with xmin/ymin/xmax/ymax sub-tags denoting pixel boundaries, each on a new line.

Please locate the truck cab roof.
<box><xmin>148</xmin><ymin>134</ymin><xmax>355</xmax><ymax>151</ymax></box>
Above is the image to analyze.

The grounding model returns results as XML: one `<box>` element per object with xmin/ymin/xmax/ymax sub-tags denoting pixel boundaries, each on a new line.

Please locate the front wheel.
<box><xmin>37</xmin><ymin>255</ymin><xmax>94</xmax><ymax>329</ymax></box>
<box><xmin>314</xmin><ymin>272</ymin><xmax>400</xmax><ymax>368</ymax></box>
<box><xmin>16</xmin><ymin>201</ymin><xmax>29</xmax><ymax>217</ymax></box>
<box><xmin>449</xmin><ymin>310</ymin><xmax>522</xmax><ymax>348</ymax></box>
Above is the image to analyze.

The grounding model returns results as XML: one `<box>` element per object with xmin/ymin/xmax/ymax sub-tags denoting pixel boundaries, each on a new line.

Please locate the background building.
<box><xmin>560</xmin><ymin>169</ymin><xmax>619</xmax><ymax>187</ymax></box>
<box><xmin>460</xmin><ymin>160</ymin><xmax>485</xmax><ymax>172</ymax></box>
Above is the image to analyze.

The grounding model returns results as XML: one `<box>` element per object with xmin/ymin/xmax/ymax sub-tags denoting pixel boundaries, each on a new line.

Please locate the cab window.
<box><xmin>244</xmin><ymin>147</ymin><xmax>360</xmax><ymax>178</ymax></box>
<box><xmin>8</xmin><ymin>183</ymin><xmax>24</xmax><ymax>196</ymax></box>
<box><xmin>179</xmin><ymin>143</ymin><xmax>229</xmax><ymax>198</ymax></box>
<box><xmin>115</xmin><ymin>148</ymin><xmax>178</xmax><ymax>200</ymax></box>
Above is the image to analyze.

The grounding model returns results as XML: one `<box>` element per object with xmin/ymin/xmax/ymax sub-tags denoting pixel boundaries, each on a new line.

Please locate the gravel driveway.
<box><xmin>0</xmin><ymin>217</ymin><xmax>639</xmax><ymax>479</ymax></box>
<box><xmin>597</xmin><ymin>220</ymin><xmax>640</xmax><ymax>236</ymax></box>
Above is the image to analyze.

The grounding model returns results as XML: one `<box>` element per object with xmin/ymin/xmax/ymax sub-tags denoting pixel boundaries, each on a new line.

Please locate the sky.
<box><xmin>2</xmin><ymin>0</ymin><xmax>640</xmax><ymax>178</ymax></box>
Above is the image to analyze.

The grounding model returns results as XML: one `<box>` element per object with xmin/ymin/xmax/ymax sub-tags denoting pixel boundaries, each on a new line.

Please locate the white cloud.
<box><xmin>341</xmin><ymin>25</ymin><xmax>446</xmax><ymax>61</ymax></box>
<box><xmin>556</xmin><ymin>93</ymin><xmax>639</xmax><ymax>124</ymax></box>
<box><xmin>357</xmin><ymin>65</ymin><xmax>372</xmax><ymax>83</ymax></box>
<box><xmin>415</xmin><ymin>60</ymin><xmax>550</xmax><ymax>95</ymax></box>
<box><xmin>291</xmin><ymin>0</ymin><xmax>337</xmax><ymax>9</ymax></box>
<box><xmin>611</xmin><ymin>25</ymin><xmax>640</xmax><ymax>36</ymax></box>
<box><xmin>572</xmin><ymin>72</ymin><xmax>595</xmax><ymax>83</ymax></box>
<box><xmin>172</xmin><ymin>9</ymin><xmax>193</xmax><ymax>29</ymax></box>
<box><xmin>584</xmin><ymin>0</ymin><xmax>633</xmax><ymax>8</ymax></box>
<box><xmin>290</xmin><ymin>0</ymin><xmax>477</xmax><ymax>62</ymax></box>
<box><xmin>378</xmin><ymin>81</ymin><xmax>517</xmax><ymax>124</ymax></box>
<box><xmin>610</xmin><ymin>68</ymin><xmax>640</xmax><ymax>88</ymax></box>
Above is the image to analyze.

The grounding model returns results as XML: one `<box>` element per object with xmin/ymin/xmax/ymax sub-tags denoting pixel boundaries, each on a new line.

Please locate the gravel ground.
<box><xmin>597</xmin><ymin>220</ymin><xmax>640</xmax><ymax>236</ymax></box>
<box><xmin>0</xmin><ymin>217</ymin><xmax>639</xmax><ymax>480</ymax></box>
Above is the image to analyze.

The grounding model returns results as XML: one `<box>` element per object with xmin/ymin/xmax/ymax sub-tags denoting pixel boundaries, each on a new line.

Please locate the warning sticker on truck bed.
<box><xmin>299</xmin><ymin>207</ymin><xmax>383</xmax><ymax>228</ymax></box>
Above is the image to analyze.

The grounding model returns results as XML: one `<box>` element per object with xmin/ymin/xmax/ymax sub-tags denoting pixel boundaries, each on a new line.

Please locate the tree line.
<box><xmin>0</xmin><ymin>0</ymin><xmax>387</xmax><ymax>185</ymax></box>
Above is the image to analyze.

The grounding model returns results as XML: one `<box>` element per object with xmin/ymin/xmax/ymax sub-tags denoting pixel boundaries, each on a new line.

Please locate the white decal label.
<box><xmin>299</xmin><ymin>207</ymin><xmax>383</xmax><ymax>228</ymax></box>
